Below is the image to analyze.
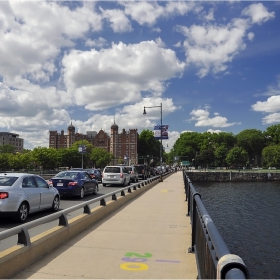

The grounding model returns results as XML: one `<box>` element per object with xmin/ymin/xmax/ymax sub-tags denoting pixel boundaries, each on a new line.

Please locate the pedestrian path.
<box><xmin>13</xmin><ymin>172</ymin><xmax>198</xmax><ymax>279</ymax></box>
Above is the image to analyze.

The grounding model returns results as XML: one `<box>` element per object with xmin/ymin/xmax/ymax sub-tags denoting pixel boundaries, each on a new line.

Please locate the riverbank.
<box><xmin>185</xmin><ymin>171</ymin><xmax>280</xmax><ymax>181</ymax></box>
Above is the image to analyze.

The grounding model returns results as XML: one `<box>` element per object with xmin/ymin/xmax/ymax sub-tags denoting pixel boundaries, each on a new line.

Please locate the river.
<box><xmin>194</xmin><ymin>181</ymin><xmax>280</xmax><ymax>279</ymax></box>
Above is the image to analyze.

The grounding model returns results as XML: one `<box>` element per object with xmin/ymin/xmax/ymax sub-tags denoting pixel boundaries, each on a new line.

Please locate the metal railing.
<box><xmin>0</xmin><ymin>176</ymin><xmax>163</xmax><ymax>248</ymax></box>
<box><xmin>183</xmin><ymin>171</ymin><xmax>250</xmax><ymax>279</ymax></box>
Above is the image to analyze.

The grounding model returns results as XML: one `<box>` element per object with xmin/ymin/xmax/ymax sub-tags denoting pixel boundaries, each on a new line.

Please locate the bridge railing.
<box><xmin>183</xmin><ymin>171</ymin><xmax>250</xmax><ymax>279</ymax></box>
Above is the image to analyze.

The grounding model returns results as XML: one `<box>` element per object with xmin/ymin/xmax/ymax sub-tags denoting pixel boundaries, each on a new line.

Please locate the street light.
<box><xmin>143</xmin><ymin>103</ymin><xmax>163</xmax><ymax>182</ymax></box>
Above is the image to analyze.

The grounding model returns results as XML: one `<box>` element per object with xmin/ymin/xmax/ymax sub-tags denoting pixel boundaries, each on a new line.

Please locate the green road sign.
<box><xmin>181</xmin><ymin>161</ymin><xmax>190</xmax><ymax>166</ymax></box>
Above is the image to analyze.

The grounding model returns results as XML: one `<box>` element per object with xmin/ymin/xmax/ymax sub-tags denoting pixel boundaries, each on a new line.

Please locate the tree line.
<box><xmin>168</xmin><ymin>124</ymin><xmax>280</xmax><ymax>168</ymax></box>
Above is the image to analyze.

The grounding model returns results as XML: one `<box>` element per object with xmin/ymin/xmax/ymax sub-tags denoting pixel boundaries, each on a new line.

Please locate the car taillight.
<box><xmin>0</xmin><ymin>192</ymin><xmax>9</xmax><ymax>199</ymax></box>
<box><xmin>142</xmin><ymin>170</ymin><xmax>144</xmax><ymax>174</ymax></box>
<box><xmin>120</xmin><ymin>173</ymin><xmax>124</xmax><ymax>178</ymax></box>
<box><xmin>68</xmin><ymin>182</ymin><xmax>78</xmax><ymax>187</ymax></box>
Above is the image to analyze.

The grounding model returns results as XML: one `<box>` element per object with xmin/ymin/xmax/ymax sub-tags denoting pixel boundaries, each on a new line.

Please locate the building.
<box><xmin>0</xmin><ymin>132</ymin><xmax>24</xmax><ymax>152</ymax></box>
<box><xmin>49</xmin><ymin>122</ymin><xmax>138</xmax><ymax>165</ymax></box>
<box><xmin>110</xmin><ymin>122</ymin><xmax>138</xmax><ymax>165</ymax></box>
<box><xmin>49</xmin><ymin>122</ymin><xmax>97</xmax><ymax>149</ymax></box>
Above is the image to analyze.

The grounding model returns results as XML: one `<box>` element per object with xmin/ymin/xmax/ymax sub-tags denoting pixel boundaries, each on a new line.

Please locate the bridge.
<box><xmin>0</xmin><ymin>172</ymin><xmax>249</xmax><ymax>279</ymax></box>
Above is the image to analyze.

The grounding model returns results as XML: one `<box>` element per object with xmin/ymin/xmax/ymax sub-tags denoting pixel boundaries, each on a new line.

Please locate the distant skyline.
<box><xmin>0</xmin><ymin>1</ymin><xmax>280</xmax><ymax>151</ymax></box>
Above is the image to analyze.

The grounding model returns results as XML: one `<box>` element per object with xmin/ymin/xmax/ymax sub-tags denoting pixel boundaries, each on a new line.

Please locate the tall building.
<box><xmin>110</xmin><ymin>122</ymin><xmax>138</xmax><ymax>165</ymax></box>
<box><xmin>49</xmin><ymin>122</ymin><xmax>96</xmax><ymax>149</ymax></box>
<box><xmin>0</xmin><ymin>132</ymin><xmax>24</xmax><ymax>152</ymax></box>
<box><xmin>49</xmin><ymin>121</ymin><xmax>138</xmax><ymax>165</ymax></box>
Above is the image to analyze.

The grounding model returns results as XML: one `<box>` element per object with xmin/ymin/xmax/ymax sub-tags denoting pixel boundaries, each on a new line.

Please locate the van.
<box><xmin>102</xmin><ymin>166</ymin><xmax>130</xmax><ymax>187</ymax></box>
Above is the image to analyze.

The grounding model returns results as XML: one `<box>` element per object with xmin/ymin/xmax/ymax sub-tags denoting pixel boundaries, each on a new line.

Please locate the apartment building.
<box><xmin>0</xmin><ymin>132</ymin><xmax>24</xmax><ymax>152</ymax></box>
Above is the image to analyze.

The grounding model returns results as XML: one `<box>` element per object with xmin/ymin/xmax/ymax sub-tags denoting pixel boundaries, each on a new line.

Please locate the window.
<box><xmin>34</xmin><ymin>176</ymin><xmax>48</xmax><ymax>188</ymax></box>
<box><xmin>22</xmin><ymin>177</ymin><xmax>37</xmax><ymax>188</ymax></box>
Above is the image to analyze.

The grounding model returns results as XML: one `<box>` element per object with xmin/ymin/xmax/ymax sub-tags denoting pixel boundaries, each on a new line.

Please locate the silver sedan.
<box><xmin>0</xmin><ymin>173</ymin><xmax>60</xmax><ymax>223</ymax></box>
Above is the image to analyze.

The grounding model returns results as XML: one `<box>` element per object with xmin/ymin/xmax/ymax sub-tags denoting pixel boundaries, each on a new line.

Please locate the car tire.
<box><xmin>16</xmin><ymin>202</ymin><xmax>29</xmax><ymax>223</ymax></box>
<box><xmin>80</xmin><ymin>187</ymin><xmax>85</xmax><ymax>199</ymax></box>
<box><xmin>103</xmin><ymin>183</ymin><xmax>106</xmax><ymax>187</ymax></box>
<box><xmin>93</xmin><ymin>184</ymin><xmax>98</xmax><ymax>194</ymax></box>
<box><xmin>51</xmin><ymin>196</ymin><xmax>60</xmax><ymax>212</ymax></box>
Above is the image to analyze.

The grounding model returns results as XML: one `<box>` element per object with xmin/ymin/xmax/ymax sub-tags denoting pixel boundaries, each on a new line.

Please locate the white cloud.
<box><xmin>176</xmin><ymin>3</ymin><xmax>274</xmax><ymax>78</ymax></box>
<box><xmin>242</xmin><ymin>3</ymin><xmax>275</xmax><ymax>24</ymax></box>
<box><xmin>100</xmin><ymin>7</ymin><xmax>132</xmax><ymax>33</ymax></box>
<box><xmin>188</xmin><ymin>106</ymin><xmax>240</xmax><ymax>127</ymax></box>
<box><xmin>261</xmin><ymin>113</ymin><xmax>280</xmax><ymax>125</ymax></box>
<box><xmin>252</xmin><ymin>95</ymin><xmax>280</xmax><ymax>113</ymax></box>
<box><xmin>85</xmin><ymin>37</ymin><xmax>108</xmax><ymax>48</ymax></box>
<box><xmin>248</xmin><ymin>32</ymin><xmax>254</xmax><ymax>41</ymax></box>
<box><xmin>121</xmin><ymin>1</ymin><xmax>199</xmax><ymax>26</ymax></box>
<box><xmin>62</xmin><ymin>40</ymin><xmax>185</xmax><ymax>110</ymax></box>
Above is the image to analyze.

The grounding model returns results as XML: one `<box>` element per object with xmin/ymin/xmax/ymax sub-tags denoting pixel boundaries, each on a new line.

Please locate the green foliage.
<box><xmin>226</xmin><ymin>147</ymin><xmax>248</xmax><ymax>166</ymax></box>
<box><xmin>262</xmin><ymin>145</ymin><xmax>280</xmax><ymax>167</ymax></box>
<box><xmin>0</xmin><ymin>144</ymin><xmax>16</xmax><ymax>153</ymax></box>
<box><xmin>90</xmin><ymin>147</ymin><xmax>113</xmax><ymax>168</ymax></box>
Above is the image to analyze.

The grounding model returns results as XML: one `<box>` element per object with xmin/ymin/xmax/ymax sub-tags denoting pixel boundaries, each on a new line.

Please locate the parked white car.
<box><xmin>102</xmin><ymin>166</ymin><xmax>131</xmax><ymax>187</ymax></box>
<box><xmin>0</xmin><ymin>173</ymin><xmax>60</xmax><ymax>223</ymax></box>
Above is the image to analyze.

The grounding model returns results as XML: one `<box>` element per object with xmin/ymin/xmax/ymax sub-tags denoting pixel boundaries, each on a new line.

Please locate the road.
<box><xmin>0</xmin><ymin>183</ymin><xmax>128</xmax><ymax>252</ymax></box>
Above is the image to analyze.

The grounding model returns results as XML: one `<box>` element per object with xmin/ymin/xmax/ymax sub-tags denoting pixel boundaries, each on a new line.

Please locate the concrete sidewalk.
<box><xmin>13</xmin><ymin>172</ymin><xmax>198</xmax><ymax>279</ymax></box>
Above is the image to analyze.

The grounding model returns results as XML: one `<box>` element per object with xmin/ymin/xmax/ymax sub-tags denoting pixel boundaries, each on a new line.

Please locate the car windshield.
<box><xmin>104</xmin><ymin>167</ymin><xmax>121</xmax><ymax>173</ymax></box>
<box><xmin>134</xmin><ymin>166</ymin><xmax>144</xmax><ymax>171</ymax></box>
<box><xmin>0</xmin><ymin>176</ymin><xmax>18</xmax><ymax>186</ymax></box>
<box><xmin>55</xmin><ymin>172</ymin><xmax>78</xmax><ymax>179</ymax></box>
<box><xmin>126</xmin><ymin>167</ymin><xmax>132</xmax><ymax>171</ymax></box>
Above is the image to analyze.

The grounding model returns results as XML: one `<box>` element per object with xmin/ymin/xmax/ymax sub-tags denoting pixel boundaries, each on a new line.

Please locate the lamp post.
<box><xmin>143</xmin><ymin>103</ymin><xmax>163</xmax><ymax>182</ymax></box>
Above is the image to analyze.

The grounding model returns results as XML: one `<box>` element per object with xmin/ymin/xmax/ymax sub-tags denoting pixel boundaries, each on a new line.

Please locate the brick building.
<box><xmin>110</xmin><ymin>122</ymin><xmax>138</xmax><ymax>165</ymax></box>
<box><xmin>49</xmin><ymin>122</ymin><xmax>138</xmax><ymax>165</ymax></box>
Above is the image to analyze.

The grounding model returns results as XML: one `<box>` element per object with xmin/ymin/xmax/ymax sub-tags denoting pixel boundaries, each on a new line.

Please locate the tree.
<box><xmin>214</xmin><ymin>145</ymin><xmax>229</xmax><ymax>167</ymax></box>
<box><xmin>262</xmin><ymin>145</ymin><xmax>280</xmax><ymax>167</ymax></box>
<box><xmin>32</xmin><ymin>147</ymin><xmax>58</xmax><ymax>170</ymax></box>
<box><xmin>0</xmin><ymin>144</ymin><xmax>15</xmax><ymax>154</ymax></box>
<box><xmin>195</xmin><ymin>149</ymin><xmax>215</xmax><ymax>168</ymax></box>
<box><xmin>226</xmin><ymin>147</ymin><xmax>248</xmax><ymax>167</ymax></box>
<box><xmin>138</xmin><ymin>130</ymin><xmax>161</xmax><ymax>165</ymax></box>
<box><xmin>236</xmin><ymin>129</ymin><xmax>266</xmax><ymax>159</ymax></box>
<box><xmin>90</xmin><ymin>148</ymin><xmax>113</xmax><ymax>168</ymax></box>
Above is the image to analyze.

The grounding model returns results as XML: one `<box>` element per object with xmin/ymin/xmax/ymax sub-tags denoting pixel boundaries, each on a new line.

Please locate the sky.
<box><xmin>0</xmin><ymin>0</ymin><xmax>280</xmax><ymax>151</ymax></box>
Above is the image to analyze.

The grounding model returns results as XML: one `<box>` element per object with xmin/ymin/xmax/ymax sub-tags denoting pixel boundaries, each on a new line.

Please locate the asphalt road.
<box><xmin>0</xmin><ymin>183</ymin><xmax>129</xmax><ymax>252</ymax></box>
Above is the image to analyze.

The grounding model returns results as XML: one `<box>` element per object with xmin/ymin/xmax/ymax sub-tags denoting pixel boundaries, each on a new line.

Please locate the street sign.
<box><xmin>181</xmin><ymin>161</ymin><xmax>190</xmax><ymax>166</ymax></box>
<box><xmin>78</xmin><ymin>145</ymin><xmax>86</xmax><ymax>153</ymax></box>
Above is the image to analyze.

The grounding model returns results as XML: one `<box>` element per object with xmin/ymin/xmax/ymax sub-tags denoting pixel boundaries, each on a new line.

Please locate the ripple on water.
<box><xmin>194</xmin><ymin>181</ymin><xmax>280</xmax><ymax>279</ymax></box>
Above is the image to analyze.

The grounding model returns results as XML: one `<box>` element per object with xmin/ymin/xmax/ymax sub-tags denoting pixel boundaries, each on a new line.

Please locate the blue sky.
<box><xmin>0</xmin><ymin>1</ymin><xmax>280</xmax><ymax>151</ymax></box>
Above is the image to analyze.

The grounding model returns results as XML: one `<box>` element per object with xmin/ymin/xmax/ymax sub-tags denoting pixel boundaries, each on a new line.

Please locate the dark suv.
<box><xmin>134</xmin><ymin>164</ymin><xmax>150</xmax><ymax>180</ymax></box>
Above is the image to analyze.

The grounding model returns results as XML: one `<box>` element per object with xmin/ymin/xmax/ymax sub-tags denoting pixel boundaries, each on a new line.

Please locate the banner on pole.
<box><xmin>154</xmin><ymin>125</ymin><xmax>169</xmax><ymax>140</ymax></box>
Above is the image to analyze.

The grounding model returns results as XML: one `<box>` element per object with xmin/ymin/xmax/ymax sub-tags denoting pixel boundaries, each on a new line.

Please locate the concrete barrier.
<box><xmin>0</xmin><ymin>176</ymin><xmax>168</xmax><ymax>279</ymax></box>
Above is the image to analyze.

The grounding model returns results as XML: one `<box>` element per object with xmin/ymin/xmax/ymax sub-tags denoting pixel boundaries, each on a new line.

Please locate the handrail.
<box><xmin>0</xmin><ymin>175</ymin><xmax>163</xmax><ymax>248</ymax></box>
<box><xmin>183</xmin><ymin>171</ymin><xmax>250</xmax><ymax>279</ymax></box>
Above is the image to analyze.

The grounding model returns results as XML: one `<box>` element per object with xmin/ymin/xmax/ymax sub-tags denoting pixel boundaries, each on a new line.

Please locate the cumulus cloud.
<box><xmin>188</xmin><ymin>106</ymin><xmax>240</xmax><ymax>127</ymax></box>
<box><xmin>176</xmin><ymin>3</ymin><xmax>274</xmax><ymax>77</ymax></box>
<box><xmin>121</xmin><ymin>1</ymin><xmax>199</xmax><ymax>26</ymax></box>
<box><xmin>242</xmin><ymin>3</ymin><xmax>275</xmax><ymax>24</ymax></box>
<box><xmin>100</xmin><ymin>7</ymin><xmax>132</xmax><ymax>33</ymax></box>
<box><xmin>62</xmin><ymin>40</ymin><xmax>185</xmax><ymax>110</ymax></box>
<box><xmin>85</xmin><ymin>37</ymin><xmax>108</xmax><ymax>48</ymax></box>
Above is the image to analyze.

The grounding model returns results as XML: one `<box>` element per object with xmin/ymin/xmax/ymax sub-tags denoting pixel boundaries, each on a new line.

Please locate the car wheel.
<box><xmin>93</xmin><ymin>184</ymin><xmax>98</xmax><ymax>194</ymax></box>
<box><xmin>103</xmin><ymin>183</ymin><xmax>106</xmax><ymax>187</ymax></box>
<box><xmin>17</xmin><ymin>202</ymin><xmax>29</xmax><ymax>223</ymax></box>
<box><xmin>51</xmin><ymin>196</ymin><xmax>60</xmax><ymax>212</ymax></box>
<box><xmin>80</xmin><ymin>187</ymin><xmax>85</xmax><ymax>199</ymax></box>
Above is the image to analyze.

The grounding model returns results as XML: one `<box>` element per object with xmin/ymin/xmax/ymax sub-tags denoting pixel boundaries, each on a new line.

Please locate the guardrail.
<box><xmin>0</xmin><ymin>173</ymin><xmax>171</xmax><ymax>279</ymax></box>
<box><xmin>183</xmin><ymin>171</ymin><xmax>250</xmax><ymax>279</ymax></box>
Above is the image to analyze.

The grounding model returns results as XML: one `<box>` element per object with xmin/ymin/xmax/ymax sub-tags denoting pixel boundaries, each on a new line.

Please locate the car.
<box><xmin>102</xmin><ymin>166</ymin><xmax>130</xmax><ymax>187</ymax></box>
<box><xmin>0</xmin><ymin>173</ymin><xmax>60</xmax><ymax>223</ymax></box>
<box><xmin>126</xmin><ymin>166</ymin><xmax>139</xmax><ymax>183</ymax></box>
<box><xmin>85</xmin><ymin>169</ymin><xmax>102</xmax><ymax>182</ymax></box>
<box><xmin>134</xmin><ymin>164</ymin><xmax>150</xmax><ymax>180</ymax></box>
<box><xmin>48</xmin><ymin>170</ymin><xmax>98</xmax><ymax>199</ymax></box>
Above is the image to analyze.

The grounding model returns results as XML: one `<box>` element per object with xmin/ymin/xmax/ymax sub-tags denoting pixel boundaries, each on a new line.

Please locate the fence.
<box><xmin>183</xmin><ymin>171</ymin><xmax>250</xmax><ymax>279</ymax></box>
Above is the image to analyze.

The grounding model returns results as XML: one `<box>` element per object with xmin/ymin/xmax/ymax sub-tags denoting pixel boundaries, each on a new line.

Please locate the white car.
<box><xmin>0</xmin><ymin>173</ymin><xmax>60</xmax><ymax>223</ymax></box>
<box><xmin>102</xmin><ymin>166</ymin><xmax>130</xmax><ymax>187</ymax></box>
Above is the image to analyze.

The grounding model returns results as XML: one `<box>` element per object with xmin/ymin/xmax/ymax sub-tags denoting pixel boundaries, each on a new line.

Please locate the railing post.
<box><xmin>188</xmin><ymin>192</ymin><xmax>201</xmax><ymax>253</ymax></box>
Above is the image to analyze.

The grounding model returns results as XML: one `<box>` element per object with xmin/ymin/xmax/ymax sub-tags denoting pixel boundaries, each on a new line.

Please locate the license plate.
<box><xmin>57</xmin><ymin>183</ymin><xmax>63</xmax><ymax>186</ymax></box>
<box><xmin>110</xmin><ymin>175</ymin><xmax>115</xmax><ymax>178</ymax></box>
